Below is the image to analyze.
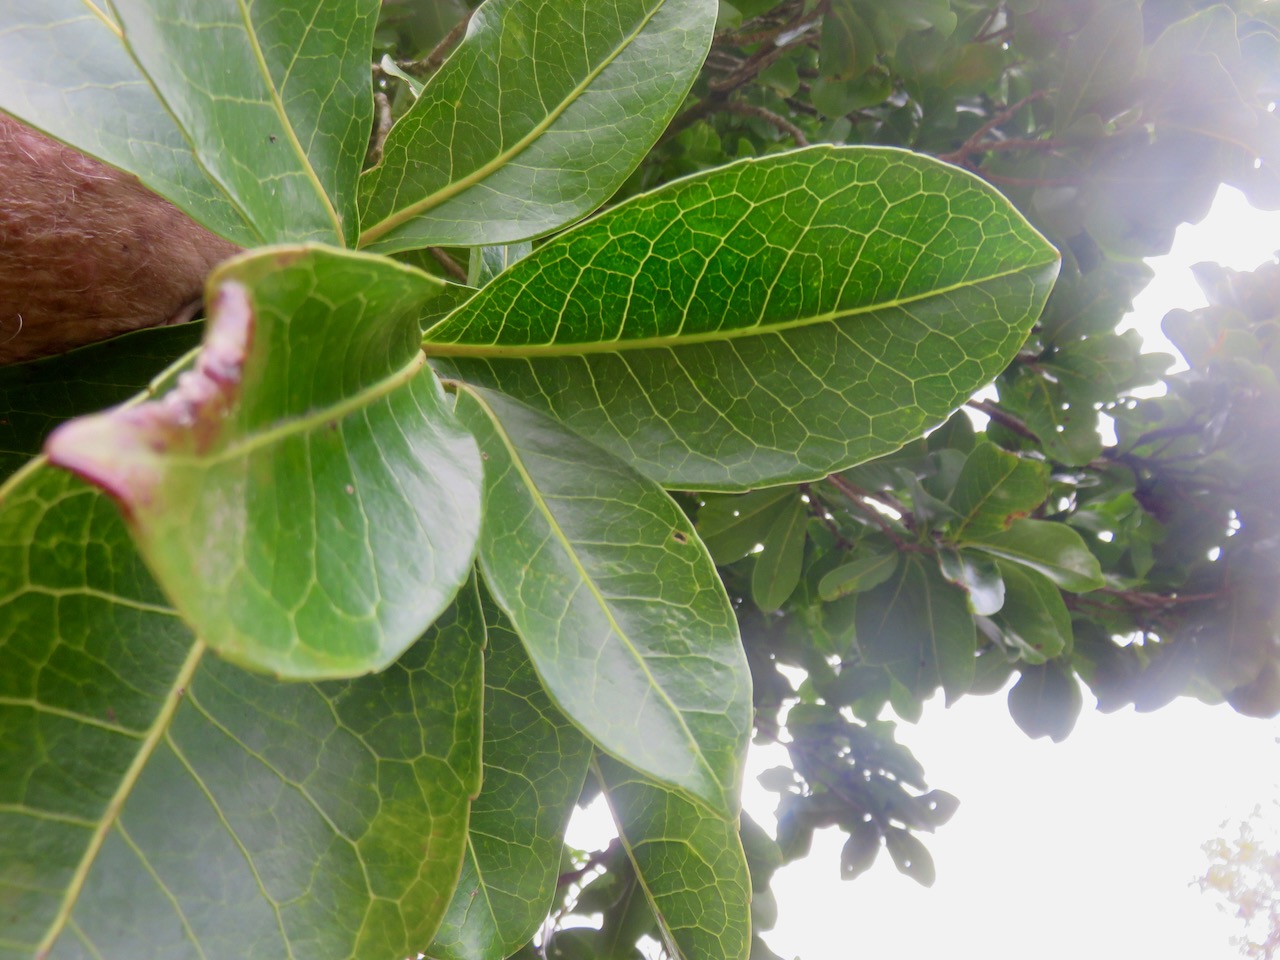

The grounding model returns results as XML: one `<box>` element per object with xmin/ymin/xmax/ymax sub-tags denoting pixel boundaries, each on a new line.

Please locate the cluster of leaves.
<box><xmin>536</xmin><ymin>0</ymin><xmax>1280</xmax><ymax>926</ymax></box>
<box><xmin>0</xmin><ymin>1</ymin><xmax>1277</xmax><ymax>960</ymax></box>
<box><xmin>0</xmin><ymin>1</ymin><xmax>1057</xmax><ymax>959</ymax></box>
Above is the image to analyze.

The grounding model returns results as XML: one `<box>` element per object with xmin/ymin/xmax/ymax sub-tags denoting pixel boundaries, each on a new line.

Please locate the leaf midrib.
<box><xmin>421</xmin><ymin>257</ymin><xmax>1057</xmax><ymax>359</ymax></box>
<box><xmin>35</xmin><ymin>640</ymin><xmax>207</xmax><ymax>957</ymax></box>
<box><xmin>464</xmin><ymin>386</ymin><xmax>725</xmax><ymax>813</ymax></box>
<box><xmin>357</xmin><ymin>0</ymin><xmax>669</xmax><ymax>247</ymax></box>
<box><xmin>233</xmin><ymin>0</ymin><xmax>345</xmax><ymax>243</ymax></box>
<box><xmin>189</xmin><ymin>351</ymin><xmax>427</xmax><ymax>466</ymax></box>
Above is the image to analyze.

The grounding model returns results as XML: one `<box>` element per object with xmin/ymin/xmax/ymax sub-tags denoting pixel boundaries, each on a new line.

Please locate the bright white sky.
<box><xmin>567</xmin><ymin>187</ymin><xmax>1280</xmax><ymax>960</ymax></box>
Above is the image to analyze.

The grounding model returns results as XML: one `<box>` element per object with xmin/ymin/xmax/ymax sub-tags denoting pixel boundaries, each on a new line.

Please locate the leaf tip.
<box><xmin>45</xmin><ymin>282</ymin><xmax>254</xmax><ymax>507</ymax></box>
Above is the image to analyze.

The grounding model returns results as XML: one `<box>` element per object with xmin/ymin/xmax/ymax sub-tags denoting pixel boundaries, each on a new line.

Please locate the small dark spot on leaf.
<box><xmin>480</xmin><ymin>451</ymin><xmax>489</xmax><ymax>461</ymax></box>
<box><xmin>345</xmin><ymin>484</ymin><xmax>355</xmax><ymax>495</ymax></box>
<box><xmin>672</xmin><ymin>530</ymin><xmax>688</xmax><ymax>544</ymax></box>
<box><xmin>328</xmin><ymin>421</ymin><xmax>339</xmax><ymax>431</ymax></box>
<box><xmin>269</xmin><ymin>134</ymin><xmax>277</xmax><ymax>143</ymax></box>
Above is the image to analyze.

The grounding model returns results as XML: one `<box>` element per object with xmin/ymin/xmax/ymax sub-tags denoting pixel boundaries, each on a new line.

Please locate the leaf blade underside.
<box><xmin>454</xmin><ymin>386</ymin><xmax>751</xmax><ymax>818</ymax></box>
<box><xmin>427</xmin><ymin>145</ymin><xmax>1061</xmax><ymax>490</ymax></box>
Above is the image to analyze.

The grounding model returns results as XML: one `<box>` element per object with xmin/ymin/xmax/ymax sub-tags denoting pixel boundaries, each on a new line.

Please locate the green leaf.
<box><xmin>1001</xmin><ymin>369</ymin><xmax>1102</xmax><ymax>466</ymax></box>
<box><xmin>0</xmin><ymin>467</ymin><xmax>484</xmax><ymax>958</ymax></box>
<box><xmin>884</xmin><ymin>827</ymin><xmax>935</xmax><ymax>886</ymax></box>
<box><xmin>821</xmin><ymin>0</ymin><xmax>878</xmax><ymax>82</ymax></box>
<box><xmin>751</xmin><ymin>496</ymin><xmax>808</xmax><ymax>612</ymax></box>
<box><xmin>0</xmin><ymin>1</ymin><xmax>258</xmax><ymax>246</ymax></box>
<box><xmin>962</xmin><ymin>518</ymin><xmax>1105</xmax><ymax>593</ymax></box>
<box><xmin>817</xmin><ymin>552</ymin><xmax>899</xmax><ymax>601</ymax></box>
<box><xmin>697</xmin><ymin>488</ymin><xmax>796</xmax><ymax>565</ymax></box>
<box><xmin>856</xmin><ymin>553</ymin><xmax>976</xmax><ymax>701</ymax></box>
<box><xmin>1055</xmin><ymin>0</ymin><xmax>1143</xmax><ymax>126</ymax></box>
<box><xmin>991</xmin><ymin>560</ymin><xmax>1072</xmax><ymax>664</ymax></box>
<box><xmin>840</xmin><ymin>819</ymin><xmax>881</xmax><ymax>880</ymax></box>
<box><xmin>429</xmin><ymin>591</ymin><xmax>593</xmax><ymax>960</ymax></box>
<box><xmin>109</xmin><ymin>0</ymin><xmax>380</xmax><ymax>245</ymax></box>
<box><xmin>44</xmin><ymin>247</ymin><xmax>483</xmax><ymax>680</ymax></box>
<box><xmin>0</xmin><ymin>324</ymin><xmax>203</xmax><ymax>480</ymax></box>
<box><xmin>597</xmin><ymin>756</ymin><xmax>751</xmax><ymax>960</ymax></box>
<box><xmin>453</xmin><ymin>386</ymin><xmax>751</xmax><ymax>818</ymax></box>
<box><xmin>937</xmin><ymin>548</ymin><xmax>1005</xmax><ymax>617</ymax></box>
<box><xmin>427</xmin><ymin>146</ymin><xmax>1060</xmax><ymax>489</ymax></box>
<box><xmin>1008</xmin><ymin>661</ymin><xmax>1083</xmax><ymax>742</ymax></box>
<box><xmin>357</xmin><ymin>0</ymin><xmax>717</xmax><ymax>251</ymax></box>
<box><xmin>947</xmin><ymin>440</ymin><xmax>1049</xmax><ymax>539</ymax></box>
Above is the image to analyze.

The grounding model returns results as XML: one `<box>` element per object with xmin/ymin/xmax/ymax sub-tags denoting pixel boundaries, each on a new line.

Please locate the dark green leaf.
<box><xmin>947</xmin><ymin>440</ymin><xmax>1049</xmax><ymax>539</ymax></box>
<box><xmin>752</xmin><ymin>497</ymin><xmax>808</xmax><ymax>612</ymax></box>
<box><xmin>427</xmin><ymin>146</ymin><xmax>1061</xmax><ymax>490</ymax></box>
<box><xmin>358</xmin><ymin>0</ymin><xmax>717</xmax><ymax>250</ymax></box>
<box><xmin>884</xmin><ymin>827</ymin><xmax>935</xmax><ymax>886</ymax></box>
<box><xmin>962</xmin><ymin>518</ymin><xmax>1105</xmax><ymax>593</ymax></box>
<box><xmin>45</xmin><ymin>247</ymin><xmax>482</xmax><ymax>679</ymax></box>
<box><xmin>1008</xmin><ymin>661</ymin><xmax>1083</xmax><ymax>742</ymax></box>
<box><xmin>856</xmin><ymin>554</ymin><xmax>976</xmax><ymax>701</ymax></box>
<box><xmin>0</xmin><ymin>468</ymin><xmax>484</xmax><ymax>958</ymax></box>
<box><xmin>991</xmin><ymin>560</ymin><xmax>1072</xmax><ymax>664</ymax></box>
<box><xmin>429</xmin><ymin>591</ymin><xmax>593</xmax><ymax>960</ymax></box>
<box><xmin>0</xmin><ymin>2</ymin><xmax>257</xmax><ymax>245</ymax></box>
<box><xmin>817</xmin><ymin>552</ymin><xmax>899</xmax><ymax>600</ymax></box>
<box><xmin>821</xmin><ymin>0</ymin><xmax>877</xmax><ymax>82</ymax></box>
<box><xmin>597</xmin><ymin>756</ymin><xmax>751</xmax><ymax>960</ymax></box>
<box><xmin>698</xmin><ymin>488</ymin><xmax>796</xmax><ymax>565</ymax></box>
<box><xmin>453</xmin><ymin>387</ymin><xmax>750</xmax><ymax>817</ymax></box>
<box><xmin>0</xmin><ymin>324</ymin><xmax>203</xmax><ymax>479</ymax></box>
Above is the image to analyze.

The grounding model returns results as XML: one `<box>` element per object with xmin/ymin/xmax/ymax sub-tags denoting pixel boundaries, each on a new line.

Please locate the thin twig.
<box><xmin>364</xmin><ymin>92</ymin><xmax>393</xmax><ymax>169</ymax></box>
<box><xmin>402</xmin><ymin>9</ymin><xmax>475</xmax><ymax>77</ymax></box>
<box><xmin>938</xmin><ymin>90</ymin><xmax>1050</xmax><ymax>166</ymax></box>
<box><xmin>722</xmin><ymin>100</ymin><xmax>809</xmax><ymax>145</ymax></box>
<box><xmin>429</xmin><ymin>247</ymin><xmax>468</xmax><ymax>283</ymax></box>
<box><xmin>965</xmin><ymin>399</ymin><xmax>1042</xmax><ymax>443</ymax></box>
<box><xmin>823</xmin><ymin>474</ymin><xmax>921</xmax><ymax>551</ymax></box>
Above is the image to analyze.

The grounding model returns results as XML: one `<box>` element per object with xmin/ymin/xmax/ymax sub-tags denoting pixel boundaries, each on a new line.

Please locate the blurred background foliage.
<box><xmin>374</xmin><ymin>1</ymin><xmax>1280</xmax><ymax>955</ymax></box>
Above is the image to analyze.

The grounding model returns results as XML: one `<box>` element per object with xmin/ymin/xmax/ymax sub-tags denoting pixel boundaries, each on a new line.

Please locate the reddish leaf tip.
<box><xmin>44</xmin><ymin>282</ymin><xmax>255</xmax><ymax>509</ymax></box>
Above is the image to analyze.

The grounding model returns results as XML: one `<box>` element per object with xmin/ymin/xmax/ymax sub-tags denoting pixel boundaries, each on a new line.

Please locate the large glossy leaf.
<box><xmin>452</xmin><ymin>386</ymin><xmax>751</xmax><ymax>817</ymax></box>
<box><xmin>961</xmin><ymin>519</ymin><xmax>1104</xmax><ymax>593</ymax></box>
<box><xmin>428</xmin><ymin>590</ymin><xmax>593</xmax><ymax>960</ymax></box>
<box><xmin>107</xmin><ymin>0</ymin><xmax>380</xmax><ymax>245</ymax></box>
<box><xmin>0</xmin><ymin>324</ymin><xmax>202</xmax><ymax>479</ymax></box>
<box><xmin>0</xmin><ymin>466</ymin><xmax>484</xmax><ymax>959</ymax></box>
<box><xmin>596</xmin><ymin>756</ymin><xmax>751</xmax><ymax>960</ymax></box>
<box><xmin>0</xmin><ymin>1</ymin><xmax>257</xmax><ymax>246</ymax></box>
<box><xmin>357</xmin><ymin>0</ymin><xmax>717</xmax><ymax>251</ymax></box>
<box><xmin>856</xmin><ymin>553</ymin><xmax>976</xmax><ymax>701</ymax></box>
<box><xmin>427</xmin><ymin>146</ymin><xmax>1061</xmax><ymax>489</ymax></box>
<box><xmin>44</xmin><ymin>247</ymin><xmax>483</xmax><ymax>680</ymax></box>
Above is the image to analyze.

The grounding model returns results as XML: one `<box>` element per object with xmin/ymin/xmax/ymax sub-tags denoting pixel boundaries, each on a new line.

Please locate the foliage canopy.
<box><xmin>0</xmin><ymin>1</ymin><xmax>1277</xmax><ymax>958</ymax></box>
